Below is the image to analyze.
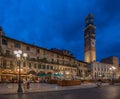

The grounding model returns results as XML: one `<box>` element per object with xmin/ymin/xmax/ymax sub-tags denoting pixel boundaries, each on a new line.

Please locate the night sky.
<box><xmin>0</xmin><ymin>0</ymin><xmax>120</xmax><ymax>62</ymax></box>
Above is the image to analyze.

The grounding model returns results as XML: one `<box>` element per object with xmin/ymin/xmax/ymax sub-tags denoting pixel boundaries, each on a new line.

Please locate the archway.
<box><xmin>37</xmin><ymin>71</ymin><xmax>46</xmax><ymax>82</ymax></box>
<box><xmin>37</xmin><ymin>71</ymin><xmax>46</xmax><ymax>76</ymax></box>
<box><xmin>27</xmin><ymin>70</ymin><xmax>37</xmax><ymax>82</ymax></box>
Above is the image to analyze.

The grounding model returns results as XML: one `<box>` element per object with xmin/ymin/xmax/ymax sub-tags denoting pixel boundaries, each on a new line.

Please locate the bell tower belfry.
<box><xmin>84</xmin><ymin>14</ymin><xmax>96</xmax><ymax>63</ymax></box>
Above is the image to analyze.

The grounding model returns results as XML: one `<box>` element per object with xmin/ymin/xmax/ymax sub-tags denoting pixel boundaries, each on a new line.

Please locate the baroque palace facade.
<box><xmin>0</xmin><ymin>27</ymin><xmax>88</xmax><ymax>82</ymax></box>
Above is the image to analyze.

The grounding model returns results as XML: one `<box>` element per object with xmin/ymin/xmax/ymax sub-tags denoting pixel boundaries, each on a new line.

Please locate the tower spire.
<box><xmin>85</xmin><ymin>14</ymin><xmax>94</xmax><ymax>27</ymax></box>
<box><xmin>84</xmin><ymin>14</ymin><xmax>96</xmax><ymax>63</ymax></box>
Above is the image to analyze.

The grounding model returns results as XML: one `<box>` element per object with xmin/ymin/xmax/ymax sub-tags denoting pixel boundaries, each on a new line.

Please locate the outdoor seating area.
<box><xmin>57</xmin><ymin>80</ymin><xmax>81</xmax><ymax>86</ymax></box>
<box><xmin>47</xmin><ymin>79</ymin><xmax>57</xmax><ymax>84</ymax></box>
<box><xmin>47</xmin><ymin>78</ymin><xmax>81</xmax><ymax>86</ymax></box>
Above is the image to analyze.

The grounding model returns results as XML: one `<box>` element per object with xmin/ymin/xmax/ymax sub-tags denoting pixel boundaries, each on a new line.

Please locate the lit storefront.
<box><xmin>1</xmin><ymin>68</ymin><xmax>27</xmax><ymax>82</ymax></box>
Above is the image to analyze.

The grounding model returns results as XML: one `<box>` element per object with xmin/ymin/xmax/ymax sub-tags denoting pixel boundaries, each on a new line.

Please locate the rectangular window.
<box><xmin>47</xmin><ymin>66</ymin><xmax>49</xmax><ymax>69</ymax></box>
<box><xmin>34</xmin><ymin>64</ymin><xmax>36</xmax><ymax>68</ymax></box>
<box><xmin>3</xmin><ymin>60</ymin><xmax>6</xmax><ymax>69</ymax></box>
<box><xmin>57</xmin><ymin>59</ymin><xmax>59</xmax><ymax>63</ymax></box>
<box><xmin>41</xmin><ymin>65</ymin><xmax>43</xmax><ymax>69</ymax></box>
<box><xmin>26</xmin><ymin>46</ymin><xmax>30</xmax><ymax>51</ymax></box>
<box><xmin>37</xmin><ymin>49</ymin><xmax>40</xmax><ymax>53</ymax></box>
<box><xmin>50</xmin><ymin>66</ymin><xmax>53</xmax><ymax>70</ymax></box>
<box><xmin>51</xmin><ymin>59</ymin><xmax>54</xmax><ymax>62</ymax></box>
<box><xmin>10</xmin><ymin>60</ymin><xmax>14</xmax><ymax>69</ymax></box>
<box><xmin>2</xmin><ymin>39</ymin><xmax>8</xmax><ymax>45</ymax></box>
<box><xmin>37</xmin><ymin>56</ymin><xmax>39</xmax><ymax>60</ymax></box>
<box><xmin>29</xmin><ymin>63</ymin><xmax>31</xmax><ymax>68</ymax></box>
<box><xmin>38</xmin><ymin>64</ymin><xmax>41</xmax><ymax>69</ymax></box>
<box><xmin>23</xmin><ymin>62</ymin><xmax>26</xmax><ymax>67</ymax></box>
<box><xmin>14</xmin><ymin>43</ymin><xmax>21</xmax><ymax>48</ymax></box>
<box><xmin>6</xmin><ymin>50</ymin><xmax>10</xmax><ymax>55</ymax></box>
<box><xmin>43</xmin><ymin>65</ymin><xmax>45</xmax><ymax>69</ymax></box>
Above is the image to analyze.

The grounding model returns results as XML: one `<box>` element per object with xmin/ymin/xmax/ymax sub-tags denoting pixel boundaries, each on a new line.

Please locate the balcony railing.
<box><xmin>0</xmin><ymin>54</ymin><xmax>78</xmax><ymax>68</ymax></box>
<box><xmin>0</xmin><ymin>53</ymin><xmax>14</xmax><ymax>58</ymax></box>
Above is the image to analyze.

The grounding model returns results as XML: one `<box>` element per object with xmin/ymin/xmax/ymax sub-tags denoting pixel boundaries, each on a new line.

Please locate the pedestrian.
<box><xmin>23</xmin><ymin>78</ymin><xmax>27</xmax><ymax>91</ymax></box>
<box><xmin>97</xmin><ymin>79</ymin><xmax>102</xmax><ymax>87</ymax></box>
<box><xmin>26</xmin><ymin>78</ymin><xmax>30</xmax><ymax>89</ymax></box>
<box><xmin>109</xmin><ymin>78</ymin><xmax>114</xmax><ymax>85</ymax></box>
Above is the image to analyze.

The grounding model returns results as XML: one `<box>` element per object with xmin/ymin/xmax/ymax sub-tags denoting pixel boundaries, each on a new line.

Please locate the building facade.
<box><xmin>0</xmin><ymin>27</ymin><xmax>88</xmax><ymax>82</ymax></box>
<box><xmin>101</xmin><ymin>56</ymin><xmax>119</xmax><ymax>67</ymax></box>
<box><xmin>84</xmin><ymin>14</ymin><xmax>96</xmax><ymax>63</ymax></box>
<box><xmin>88</xmin><ymin>62</ymin><xmax>119</xmax><ymax>80</ymax></box>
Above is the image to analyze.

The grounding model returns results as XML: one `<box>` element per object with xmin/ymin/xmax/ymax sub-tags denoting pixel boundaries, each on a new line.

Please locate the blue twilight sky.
<box><xmin>0</xmin><ymin>0</ymin><xmax>120</xmax><ymax>62</ymax></box>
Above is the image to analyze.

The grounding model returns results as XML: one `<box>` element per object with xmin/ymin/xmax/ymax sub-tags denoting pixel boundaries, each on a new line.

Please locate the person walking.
<box><xmin>26</xmin><ymin>78</ymin><xmax>30</xmax><ymax>89</ymax></box>
<box><xmin>23</xmin><ymin>78</ymin><xmax>27</xmax><ymax>92</ymax></box>
<box><xmin>97</xmin><ymin>79</ymin><xmax>102</xmax><ymax>88</ymax></box>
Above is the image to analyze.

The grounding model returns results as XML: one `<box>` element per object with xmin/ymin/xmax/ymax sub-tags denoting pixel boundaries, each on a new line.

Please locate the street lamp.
<box><xmin>14</xmin><ymin>50</ymin><xmax>27</xmax><ymax>93</ymax></box>
<box><xmin>109</xmin><ymin>66</ymin><xmax>116</xmax><ymax>85</ymax></box>
<box><xmin>82</xmin><ymin>71</ymin><xmax>85</xmax><ymax>80</ymax></box>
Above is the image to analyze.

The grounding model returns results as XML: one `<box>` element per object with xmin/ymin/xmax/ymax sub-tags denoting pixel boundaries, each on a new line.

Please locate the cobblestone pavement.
<box><xmin>0</xmin><ymin>83</ymin><xmax>110</xmax><ymax>94</ymax></box>
<box><xmin>0</xmin><ymin>85</ymin><xmax>120</xmax><ymax>99</ymax></box>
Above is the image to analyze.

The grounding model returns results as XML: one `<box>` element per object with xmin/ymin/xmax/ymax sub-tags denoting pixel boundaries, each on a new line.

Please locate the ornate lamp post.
<box><xmin>82</xmin><ymin>71</ymin><xmax>85</xmax><ymax>80</ymax></box>
<box><xmin>14</xmin><ymin>50</ymin><xmax>27</xmax><ymax>93</ymax></box>
<box><xmin>109</xmin><ymin>66</ymin><xmax>116</xmax><ymax>85</ymax></box>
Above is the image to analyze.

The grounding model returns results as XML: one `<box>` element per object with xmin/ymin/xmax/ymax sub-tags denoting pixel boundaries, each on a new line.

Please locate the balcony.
<box><xmin>0</xmin><ymin>53</ymin><xmax>14</xmax><ymax>58</ymax></box>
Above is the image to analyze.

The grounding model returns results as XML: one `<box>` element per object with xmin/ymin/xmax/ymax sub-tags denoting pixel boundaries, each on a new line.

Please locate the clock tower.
<box><xmin>84</xmin><ymin>14</ymin><xmax>96</xmax><ymax>63</ymax></box>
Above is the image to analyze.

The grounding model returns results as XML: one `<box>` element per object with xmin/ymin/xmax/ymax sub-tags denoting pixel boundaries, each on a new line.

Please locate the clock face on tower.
<box><xmin>91</xmin><ymin>39</ymin><xmax>95</xmax><ymax>47</ymax></box>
